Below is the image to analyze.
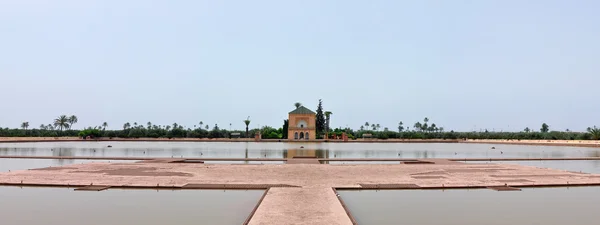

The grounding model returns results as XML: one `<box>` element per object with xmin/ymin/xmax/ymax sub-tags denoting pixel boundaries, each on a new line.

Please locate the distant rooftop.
<box><xmin>289</xmin><ymin>106</ymin><xmax>316</xmax><ymax>115</ymax></box>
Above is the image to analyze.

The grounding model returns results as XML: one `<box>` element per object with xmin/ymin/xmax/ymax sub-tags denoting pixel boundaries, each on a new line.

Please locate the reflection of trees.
<box><xmin>53</xmin><ymin>148</ymin><xmax>75</xmax><ymax>157</ymax></box>
<box><xmin>587</xmin><ymin>151</ymin><xmax>600</xmax><ymax>158</ymax></box>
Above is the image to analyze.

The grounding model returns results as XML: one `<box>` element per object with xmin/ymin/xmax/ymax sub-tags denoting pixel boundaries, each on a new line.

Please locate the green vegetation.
<box><xmin>315</xmin><ymin>99</ymin><xmax>325</xmax><ymax>138</ymax></box>
<box><xmin>2</xmin><ymin>111</ymin><xmax>599</xmax><ymax>141</ymax></box>
<box><xmin>244</xmin><ymin>117</ymin><xmax>251</xmax><ymax>138</ymax></box>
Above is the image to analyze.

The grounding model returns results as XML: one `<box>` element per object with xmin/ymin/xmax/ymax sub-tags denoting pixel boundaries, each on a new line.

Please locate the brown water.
<box><xmin>0</xmin><ymin>187</ymin><xmax>263</xmax><ymax>225</ymax></box>
<box><xmin>339</xmin><ymin>187</ymin><xmax>600</xmax><ymax>225</ymax></box>
<box><xmin>1</xmin><ymin>141</ymin><xmax>598</xmax><ymax>159</ymax></box>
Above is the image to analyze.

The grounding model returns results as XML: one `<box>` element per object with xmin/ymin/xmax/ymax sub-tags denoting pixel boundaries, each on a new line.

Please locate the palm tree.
<box><xmin>376</xmin><ymin>124</ymin><xmax>380</xmax><ymax>131</ymax></box>
<box><xmin>365</xmin><ymin>122</ymin><xmax>369</xmax><ymax>128</ymax></box>
<box><xmin>172</xmin><ymin>123</ymin><xmax>178</xmax><ymax>130</ymax></box>
<box><xmin>205</xmin><ymin>125</ymin><xmax>209</xmax><ymax>130</ymax></box>
<box><xmin>147</xmin><ymin>122</ymin><xmax>152</xmax><ymax>129</ymax></box>
<box><xmin>430</xmin><ymin>123</ymin><xmax>437</xmax><ymax>132</ymax></box>
<box><xmin>371</xmin><ymin>124</ymin><xmax>376</xmax><ymax>131</ymax></box>
<box><xmin>102</xmin><ymin>122</ymin><xmax>108</xmax><ymax>130</ymax></box>
<box><xmin>47</xmin><ymin>124</ymin><xmax>54</xmax><ymax>130</ymax></box>
<box><xmin>294</xmin><ymin>102</ymin><xmax>302</xmax><ymax>108</ymax></box>
<box><xmin>589</xmin><ymin>126</ymin><xmax>600</xmax><ymax>140</ymax></box>
<box><xmin>324</xmin><ymin>111</ymin><xmax>332</xmax><ymax>135</ymax></box>
<box><xmin>54</xmin><ymin>115</ymin><xmax>70</xmax><ymax>131</ymax></box>
<box><xmin>39</xmin><ymin>124</ymin><xmax>46</xmax><ymax>130</ymax></box>
<box><xmin>123</xmin><ymin>122</ymin><xmax>131</xmax><ymax>130</ymax></box>
<box><xmin>68</xmin><ymin>115</ymin><xmax>78</xmax><ymax>130</ymax></box>
<box><xmin>244</xmin><ymin>117</ymin><xmax>251</xmax><ymax>138</ymax></box>
<box><xmin>21</xmin><ymin>122</ymin><xmax>29</xmax><ymax>130</ymax></box>
<box><xmin>398</xmin><ymin>121</ymin><xmax>404</xmax><ymax>132</ymax></box>
<box><xmin>360</xmin><ymin>125</ymin><xmax>364</xmax><ymax>130</ymax></box>
<box><xmin>166</xmin><ymin>125</ymin><xmax>171</xmax><ymax>130</ymax></box>
<box><xmin>133</xmin><ymin>122</ymin><xmax>138</xmax><ymax>127</ymax></box>
<box><xmin>199</xmin><ymin>121</ymin><xmax>204</xmax><ymax>129</ymax></box>
<box><xmin>414</xmin><ymin>122</ymin><xmax>422</xmax><ymax>132</ymax></box>
<box><xmin>422</xmin><ymin>117</ymin><xmax>429</xmax><ymax>132</ymax></box>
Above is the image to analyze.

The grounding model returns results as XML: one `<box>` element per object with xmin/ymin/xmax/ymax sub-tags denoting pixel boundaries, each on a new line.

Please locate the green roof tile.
<box><xmin>289</xmin><ymin>106</ymin><xmax>316</xmax><ymax>115</ymax></box>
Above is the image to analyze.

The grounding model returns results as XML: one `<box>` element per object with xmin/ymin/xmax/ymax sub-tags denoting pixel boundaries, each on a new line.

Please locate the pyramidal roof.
<box><xmin>289</xmin><ymin>106</ymin><xmax>316</xmax><ymax>115</ymax></box>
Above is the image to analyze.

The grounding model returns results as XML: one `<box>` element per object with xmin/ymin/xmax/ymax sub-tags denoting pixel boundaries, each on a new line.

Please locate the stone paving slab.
<box><xmin>2</xmin><ymin>162</ymin><xmax>600</xmax><ymax>224</ymax></box>
<box><xmin>249</xmin><ymin>187</ymin><xmax>353</xmax><ymax>225</ymax></box>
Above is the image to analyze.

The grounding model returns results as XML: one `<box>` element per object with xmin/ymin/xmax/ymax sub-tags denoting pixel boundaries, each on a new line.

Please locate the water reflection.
<box><xmin>339</xmin><ymin>187</ymin><xmax>600</xmax><ymax>225</ymax></box>
<box><xmin>0</xmin><ymin>187</ymin><xmax>263</xmax><ymax>225</ymax></box>
<box><xmin>0</xmin><ymin>142</ymin><xmax>599</xmax><ymax>160</ymax></box>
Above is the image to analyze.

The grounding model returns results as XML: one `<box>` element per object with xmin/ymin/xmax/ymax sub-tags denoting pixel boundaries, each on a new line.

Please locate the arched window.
<box><xmin>305</xmin><ymin>132</ymin><xmax>309</xmax><ymax>139</ymax></box>
<box><xmin>294</xmin><ymin>132</ymin><xmax>298</xmax><ymax>140</ymax></box>
<box><xmin>299</xmin><ymin>132</ymin><xmax>305</xmax><ymax>139</ymax></box>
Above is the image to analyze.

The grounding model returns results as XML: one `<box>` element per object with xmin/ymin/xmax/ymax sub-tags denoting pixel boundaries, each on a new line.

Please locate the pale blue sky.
<box><xmin>1</xmin><ymin>0</ymin><xmax>598</xmax><ymax>132</ymax></box>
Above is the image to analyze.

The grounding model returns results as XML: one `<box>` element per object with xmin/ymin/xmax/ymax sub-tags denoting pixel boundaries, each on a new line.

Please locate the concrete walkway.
<box><xmin>1</xmin><ymin>161</ymin><xmax>600</xmax><ymax>224</ymax></box>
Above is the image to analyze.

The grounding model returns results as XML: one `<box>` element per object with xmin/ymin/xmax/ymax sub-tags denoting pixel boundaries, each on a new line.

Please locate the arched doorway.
<box><xmin>305</xmin><ymin>132</ymin><xmax>309</xmax><ymax>140</ymax></box>
<box><xmin>299</xmin><ymin>132</ymin><xmax>305</xmax><ymax>139</ymax></box>
<box><xmin>294</xmin><ymin>132</ymin><xmax>298</xmax><ymax>139</ymax></box>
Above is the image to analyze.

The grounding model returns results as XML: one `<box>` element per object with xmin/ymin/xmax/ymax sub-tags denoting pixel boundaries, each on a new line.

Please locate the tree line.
<box><xmin>4</xmin><ymin>111</ymin><xmax>600</xmax><ymax>140</ymax></box>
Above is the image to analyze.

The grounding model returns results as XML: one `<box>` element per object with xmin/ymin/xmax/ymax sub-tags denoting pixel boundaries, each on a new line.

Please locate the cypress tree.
<box><xmin>315</xmin><ymin>99</ymin><xmax>325</xmax><ymax>138</ymax></box>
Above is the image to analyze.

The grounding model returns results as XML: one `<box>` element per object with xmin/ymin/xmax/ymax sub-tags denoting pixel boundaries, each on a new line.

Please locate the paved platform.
<box><xmin>1</xmin><ymin>161</ymin><xmax>600</xmax><ymax>224</ymax></box>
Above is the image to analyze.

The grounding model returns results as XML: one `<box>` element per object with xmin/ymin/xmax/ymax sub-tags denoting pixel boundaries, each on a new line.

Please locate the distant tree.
<box><xmin>324</xmin><ymin>111</ymin><xmax>332</xmax><ymax>135</ymax></box>
<box><xmin>430</xmin><ymin>123</ymin><xmax>437</xmax><ymax>132</ymax></box>
<box><xmin>294</xmin><ymin>102</ymin><xmax>302</xmax><ymax>108</ymax></box>
<box><xmin>147</xmin><ymin>122</ymin><xmax>152</xmax><ymax>129</ymax></box>
<box><xmin>384</xmin><ymin>127</ymin><xmax>389</xmax><ymax>132</ymax></box>
<box><xmin>102</xmin><ymin>122</ymin><xmax>108</xmax><ymax>130</ymax></box>
<box><xmin>588</xmin><ymin>126</ymin><xmax>600</xmax><ymax>140</ymax></box>
<box><xmin>39</xmin><ymin>124</ymin><xmax>46</xmax><ymax>130</ymax></box>
<box><xmin>365</xmin><ymin>122</ymin><xmax>369</xmax><ymax>129</ymax></box>
<box><xmin>360</xmin><ymin>125</ymin><xmax>364</xmax><ymax>131</ymax></box>
<box><xmin>68</xmin><ymin>115</ymin><xmax>78</xmax><ymax>130</ymax></box>
<box><xmin>21</xmin><ymin>122</ymin><xmax>29</xmax><ymax>130</ymax></box>
<box><xmin>123</xmin><ymin>122</ymin><xmax>131</xmax><ymax>130</ymax></box>
<box><xmin>315</xmin><ymin>99</ymin><xmax>325</xmax><ymax>136</ymax></box>
<box><xmin>47</xmin><ymin>124</ymin><xmax>54</xmax><ymax>130</ymax></box>
<box><xmin>371</xmin><ymin>124</ymin><xmax>376</xmax><ymax>131</ymax></box>
<box><xmin>541</xmin><ymin>123</ymin><xmax>550</xmax><ymax>133</ymax></box>
<box><xmin>172</xmin><ymin>123</ymin><xmax>178</xmax><ymax>130</ymax></box>
<box><xmin>54</xmin><ymin>115</ymin><xmax>70</xmax><ymax>131</ymax></box>
<box><xmin>376</xmin><ymin>124</ymin><xmax>381</xmax><ymax>131</ymax></box>
<box><xmin>199</xmin><ymin>121</ymin><xmax>204</xmax><ymax>129</ymax></box>
<box><xmin>244</xmin><ymin>116</ymin><xmax>251</xmax><ymax>138</ymax></box>
<box><xmin>282</xmin><ymin>119</ymin><xmax>289</xmax><ymax>139</ymax></box>
<box><xmin>524</xmin><ymin>127</ymin><xmax>531</xmax><ymax>133</ymax></box>
<box><xmin>205</xmin><ymin>125</ymin><xmax>209</xmax><ymax>130</ymax></box>
<box><xmin>414</xmin><ymin>122</ymin><xmax>422</xmax><ymax>132</ymax></box>
<box><xmin>398</xmin><ymin>121</ymin><xmax>404</xmax><ymax>132</ymax></box>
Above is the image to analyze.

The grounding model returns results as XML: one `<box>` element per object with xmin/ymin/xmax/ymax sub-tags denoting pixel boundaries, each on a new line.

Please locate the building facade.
<box><xmin>287</xmin><ymin>106</ymin><xmax>316</xmax><ymax>140</ymax></box>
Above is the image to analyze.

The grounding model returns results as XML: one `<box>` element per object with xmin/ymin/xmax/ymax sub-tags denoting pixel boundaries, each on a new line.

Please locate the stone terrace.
<box><xmin>1</xmin><ymin>161</ymin><xmax>600</xmax><ymax>224</ymax></box>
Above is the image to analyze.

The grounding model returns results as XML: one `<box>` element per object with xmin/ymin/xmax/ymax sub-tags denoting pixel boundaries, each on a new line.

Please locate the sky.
<box><xmin>1</xmin><ymin>0</ymin><xmax>599</xmax><ymax>132</ymax></box>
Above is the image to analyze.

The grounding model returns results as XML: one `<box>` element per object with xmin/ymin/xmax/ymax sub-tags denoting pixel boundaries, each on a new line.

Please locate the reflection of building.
<box><xmin>284</xmin><ymin>149</ymin><xmax>329</xmax><ymax>159</ymax></box>
<box><xmin>288</xmin><ymin>106</ymin><xmax>316</xmax><ymax>140</ymax></box>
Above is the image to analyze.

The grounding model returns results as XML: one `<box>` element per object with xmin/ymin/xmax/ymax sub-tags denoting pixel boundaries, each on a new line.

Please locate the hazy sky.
<box><xmin>1</xmin><ymin>0</ymin><xmax>599</xmax><ymax>132</ymax></box>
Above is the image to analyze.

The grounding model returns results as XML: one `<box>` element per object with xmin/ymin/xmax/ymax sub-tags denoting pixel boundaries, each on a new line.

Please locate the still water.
<box><xmin>0</xmin><ymin>159</ymin><xmax>137</xmax><ymax>172</ymax></box>
<box><xmin>1</xmin><ymin>142</ymin><xmax>598</xmax><ymax>159</ymax></box>
<box><xmin>0</xmin><ymin>187</ymin><xmax>263</xmax><ymax>225</ymax></box>
<box><xmin>469</xmin><ymin>160</ymin><xmax>600</xmax><ymax>174</ymax></box>
<box><xmin>339</xmin><ymin>187</ymin><xmax>600</xmax><ymax>225</ymax></box>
